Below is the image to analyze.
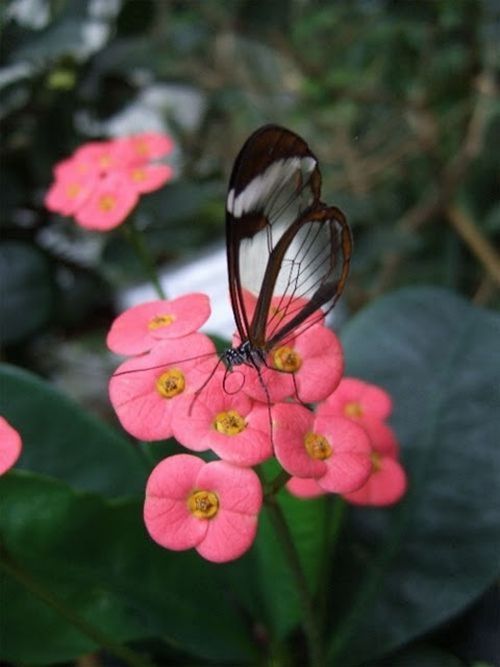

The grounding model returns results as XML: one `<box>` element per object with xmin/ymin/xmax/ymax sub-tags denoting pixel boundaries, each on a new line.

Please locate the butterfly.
<box><xmin>221</xmin><ymin>124</ymin><xmax>352</xmax><ymax>376</ymax></box>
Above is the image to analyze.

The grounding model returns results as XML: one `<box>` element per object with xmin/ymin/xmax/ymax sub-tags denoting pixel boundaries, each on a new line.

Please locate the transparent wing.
<box><xmin>226</xmin><ymin>125</ymin><xmax>351</xmax><ymax>347</ymax></box>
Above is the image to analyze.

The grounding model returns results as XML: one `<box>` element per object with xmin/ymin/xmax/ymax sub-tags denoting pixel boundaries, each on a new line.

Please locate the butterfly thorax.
<box><xmin>221</xmin><ymin>340</ymin><xmax>266</xmax><ymax>372</ymax></box>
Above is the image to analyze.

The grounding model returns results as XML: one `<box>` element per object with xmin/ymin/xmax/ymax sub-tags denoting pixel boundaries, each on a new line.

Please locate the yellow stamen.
<box><xmin>132</xmin><ymin>167</ymin><xmax>146</xmax><ymax>182</ymax></box>
<box><xmin>344</xmin><ymin>401</ymin><xmax>364</xmax><ymax>418</ymax></box>
<box><xmin>134</xmin><ymin>140</ymin><xmax>149</xmax><ymax>157</ymax></box>
<box><xmin>371</xmin><ymin>451</ymin><xmax>382</xmax><ymax>472</ymax></box>
<box><xmin>98</xmin><ymin>194</ymin><xmax>116</xmax><ymax>212</ymax></box>
<box><xmin>155</xmin><ymin>368</ymin><xmax>185</xmax><ymax>398</ymax></box>
<box><xmin>148</xmin><ymin>314</ymin><xmax>175</xmax><ymax>330</ymax></box>
<box><xmin>272</xmin><ymin>345</ymin><xmax>302</xmax><ymax>373</ymax></box>
<box><xmin>66</xmin><ymin>183</ymin><xmax>81</xmax><ymax>198</ymax></box>
<box><xmin>214</xmin><ymin>410</ymin><xmax>247</xmax><ymax>436</ymax></box>
<box><xmin>99</xmin><ymin>154</ymin><xmax>112</xmax><ymax>168</ymax></box>
<box><xmin>187</xmin><ymin>490</ymin><xmax>219</xmax><ymax>519</ymax></box>
<box><xmin>304</xmin><ymin>432</ymin><xmax>332</xmax><ymax>460</ymax></box>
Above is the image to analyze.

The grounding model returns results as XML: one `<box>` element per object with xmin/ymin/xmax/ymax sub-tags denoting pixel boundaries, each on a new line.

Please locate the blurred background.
<box><xmin>1</xmin><ymin>0</ymin><xmax>499</xmax><ymax>404</ymax></box>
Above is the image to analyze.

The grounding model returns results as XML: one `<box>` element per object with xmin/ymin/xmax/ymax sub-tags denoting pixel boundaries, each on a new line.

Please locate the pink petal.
<box><xmin>44</xmin><ymin>169</ymin><xmax>98</xmax><ymax>215</ymax></box>
<box><xmin>115</xmin><ymin>133</ymin><xmax>175</xmax><ymax>163</ymax></box>
<box><xmin>0</xmin><ymin>417</ymin><xmax>22</xmax><ymax>475</ymax></box>
<box><xmin>209</xmin><ymin>404</ymin><xmax>273</xmax><ymax>466</ymax></box>
<box><xmin>198</xmin><ymin>510</ymin><xmax>259</xmax><ymax>563</ymax></box>
<box><xmin>144</xmin><ymin>455</ymin><xmax>208</xmax><ymax>550</ymax></box>
<box><xmin>317</xmin><ymin>377</ymin><xmax>393</xmax><ymax>422</ymax></box>
<box><xmin>106</xmin><ymin>294</ymin><xmax>211</xmax><ymax>355</ymax></box>
<box><xmin>293</xmin><ymin>326</ymin><xmax>344</xmax><ymax>402</ymax></box>
<box><xmin>272</xmin><ymin>403</ymin><xmax>325</xmax><ymax>478</ymax></box>
<box><xmin>75</xmin><ymin>172</ymin><xmax>139</xmax><ymax>230</ymax></box>
<box><xmin>286</xmin><ymin>477</ymin><xmax>326</xmax><ymax>499</ymax></box>
<box><xmin>343</xmin><ymin>456</ymin><xmax>408</xmax><ymax>506</ymax></box>
<box><xmin>362</xmin><ymin>417</ymin><xmax>400</xmax><ymax>457</ymax></box>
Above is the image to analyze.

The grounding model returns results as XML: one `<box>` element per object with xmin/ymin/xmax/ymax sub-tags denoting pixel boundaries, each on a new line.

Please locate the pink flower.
<box><xmin>144</xmin><ymin>454</ymin><xmax>263</xmax><ymax>562</ymax></box>
<box><xmin>317</xmin><ymin>377</ymin><xmax>393</xmax><ymax>425</ymax></box>
<box><xmin>106</xmin><ymin>294</ymin><xmax>211</xmax><ymax>356</ymax></box>
<box><xmin>343</xmin><ymin>452</ymin><xmax>408</xmax><ymax>507</ymax></box>
<box><xmin>44</xmin><ymin>167</ymin><xmax>98</xmax><ymax>215</ymax></box>
<box><xmin>115</xmin><ymin>133</ymin><xmax>174</xmax><ymax>164</ymax></box>
<box><xmin>122</xmin><ymin>164</ymin><xmax>174</xmax><ymax>194</ymax></box>
<box><xmin>75</xmin><ymin>171</ymin><xmax>139</xmax><ymax>230</ymax></box>
<box><xmin>241</xmin><ymin>324</ymin><xmax>344</xmax><ymax>404</ymax></box>
<box><xmin>0</xmin><ymin>417</ymin><xmax>22</xmax><ymax>475</ymax></box>
<box><xmin>171</xmin><ymin>371</ymin><xmax>272</xmax><ymax>465</ymax></box>
<box><xmin>241</xmin><ymin>289</ymin><xmax>324</xmax><ymax>338</ymax></box>
<box><xmin>109</xmin><ymin>333</ymin><xmax>216</xmax><ymax>441</ymax></box>
<box><xmin>272</xmin><ymin>403</ymin><xmax>372</xmax><ymax>493</ymax></box>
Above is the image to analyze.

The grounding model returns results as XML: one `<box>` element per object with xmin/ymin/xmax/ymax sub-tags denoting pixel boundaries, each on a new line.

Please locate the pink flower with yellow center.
<box><xmin>124</xmin><ymin>164</ymin><xmax>174</xmax><ymax>194</ymax></box>
<box><xmin>75</xmin><ymin>172</ymin><xmax>139</xmax><ymax>231</ymax></box>
<box><xmin>109</xmin><ymin>333</ymin><xmax>216</xmax><ymax>441</ymax></box>
<box><xmin>342</xmin><ymin>450</ymin><xmax>408</xmax><ymax>507</ymax></box>
<box><xmin>316</xmin><ymin>377</ymin><xmax>392</xmax><ymax>425</ymax></box>
<box><xmin>44</xmin><ymin>168</ymin><xmax>99</xmax><ymax>216</ymax></box>
<box><xmin>0</xmin><ymin>416</ymin><xmax>22</xmax><ymax>475</ymax></box>
<box><xmin>286</xmin><ymin>476</ymin><xmax>326</xmax><ymax>499</ymax></box>
<box><xmin>115</xmin><ymin>133</ymin><xmax>174</xmax><ymax>164</ymax></box>
<box><xmin>171</xmin><ymin>371</ymin><xmax>272</xmax><ymax>465</ymax></box>
<box><xmin>144</xmin><ymin>454</ymin><xmax>263</xmax><ymax>562</ymax></box>
<box><xmin>106</xmin><ymin>294</ymin><xmax>211</xmax><ymax>356</ymax></box>
<box><xmin>240</xmin><ymin>324</ymin><xmax>344</xmax><ymax>404</ymax></box>
<box><xmin>272</xmin><ymin>403</ymin><xmax>372</xmax><ymax>494</ymax></box>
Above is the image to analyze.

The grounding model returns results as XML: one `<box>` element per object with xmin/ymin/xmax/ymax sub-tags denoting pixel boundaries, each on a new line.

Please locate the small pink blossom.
<box><xmin>44</xmin><ymin>168</ymin><xmax>98</xmax><ymax>216</ymax></box>
<box><xmin>116</xmin><ymin>133</ymin><xmax>174</xmax><ymax>164</ymax></box>
<box><xmin>343</xmin><ymin>453</ymin><xmax>408</xmax><ymax>507</ymax></box>
<box><xmin>109</xmin><ymin>333</ymin><xmax>216</xmax><ymax>441</ymax></box>
<box><xmin>144</xmin><ymin>454</ymin><xmax>262</xmax><ymax>562</ymax></box>
<box><xmin>123</xmin><ymin>164</ymin><xmax>174</xmax><ymax>194</ymax></box>
<box><xmin>317</xmin><ymin>377</ymin><xmax>393</xmax><ymax>424</ymax></box>
<box><xmin>0</xmin><ymin>417</ymin><xmax>22</xmax><ymax>475</ymax></box>
<box><xmin>171</xmin><ymin>371</ymin><xmax>272</xmax><ymax>465</ymax></box>
<box><xmin>241</xmin><ymin>289</ymin><xmax>324</xmax><ymax>338</ymax></box>
<box><xmin>106</xmin><ymin>294</ymin><xmax>211</xmax><ymax>356</ymax></box>
<box><xmin>241</xmin><ymin>324</ymin><xmax>344</xmax><ymax>404</ymax></box>
<box><xmin>75</xmin><ymin>172</ymin><xmax>139</xmax><ymax>230</ymax></box>
<box><xmin>272</xmin><ymin>403</ymin><xmax>372</xmax><ymax>493</ymax></box>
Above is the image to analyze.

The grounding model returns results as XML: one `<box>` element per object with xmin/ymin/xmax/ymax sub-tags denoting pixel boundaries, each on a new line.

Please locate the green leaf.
<box><xmin>0</xmin><ymin>472</ymin><xmax>259</xmax><ymax>664</ymax></box>
<box><xmin>0</xmin><ymin>242</ymin><xmax>54</xmax><ymax>344</ymax></box>
<box><xmin>328</xmin><ymin>287</ymin><xmax>500</xmax><ymax>665</ymax></box>
<box><xmin>367</xmin><ymin>643</ymin><xmax>465</xmax><ymax>667</ymax></box>
<box><xmin>0</xmin><ymin>363</ymin><xmax>146</xmax><ymax>497</ymax></box>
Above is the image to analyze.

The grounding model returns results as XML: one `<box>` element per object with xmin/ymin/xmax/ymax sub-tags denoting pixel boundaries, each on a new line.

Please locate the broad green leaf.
<box><xmin>0</xmin><ymin>364</ymin><xmax>146</xmax><ymax>497</ymax></box>
<box><xmin>0</xmin><ymin>242</ymin><xmax>54</xmax><ymax>344</ymax></box>
<box><xmin>327</xmin><ymin>287</ymin><xmax>500</xmax><ymax>665</ymax></box>
<box><xmin>0</xmin><ymin>472</ymin><xmax>259</xmax><ymax>664</ymax></box>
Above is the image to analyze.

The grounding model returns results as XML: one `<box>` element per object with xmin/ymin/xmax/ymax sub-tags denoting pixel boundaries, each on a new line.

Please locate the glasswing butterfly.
<box><xmin>221</xmin><ymin>124</ymin><xmax>352</xmax><ymax>376</ymax></box>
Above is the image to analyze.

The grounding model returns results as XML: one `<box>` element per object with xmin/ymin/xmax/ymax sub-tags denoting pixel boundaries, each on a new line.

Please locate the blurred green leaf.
<box><xmin>0</xmin><ymin>472</ymin><xmax>259</xmax><ymax>664</ymax></box>
<box><xmin>0</xmin><ymin>363</ymin><xmax>146</xmax><ymax>497</ymax></box>
<box><xmin>327</xmin><ymin>288</ymin><xmax>500</xmax><ymax>665</ymax></box>
<box><xmin>0</xmin><ymin>241</ymin><xmax>54</xmax><ymax>344</ymax></box>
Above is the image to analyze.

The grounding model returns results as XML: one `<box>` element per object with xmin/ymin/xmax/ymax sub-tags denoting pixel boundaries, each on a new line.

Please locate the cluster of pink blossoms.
<box><xmin>45</xmin><ymin>133</ymin><xmax>174</xmax><ymax>230</ymax></box>
<box><xmin>107</xmin><ymin>292</ymin><xmax>407</xmax><ymax>563</ymax></box>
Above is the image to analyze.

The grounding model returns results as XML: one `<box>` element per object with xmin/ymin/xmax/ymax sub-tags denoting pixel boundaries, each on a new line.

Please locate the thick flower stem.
<box><xmin>265</xmin><ymin>496</ymin><xmax>325</xmax><ymax>667</ymax></box>
<box><xmin>123</xmin><ymin>219</ymin><xmax>166</xmax><ymax>299</ymax></box>
<box><xmin>0</xmin><ymin>547</ymin><xmax>156</xmax><ymax>667</ymax></box>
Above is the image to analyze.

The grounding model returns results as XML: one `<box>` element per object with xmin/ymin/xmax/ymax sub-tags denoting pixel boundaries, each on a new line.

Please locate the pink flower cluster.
<box><xmin>108</xmin><ymin>292</ymin><xmax>407</xmax><ymax>562</ymax></box>
<box><xmin>45</xmin><ymin>133</ymin><xmax>174</xmax><ymax>230</ymax></box>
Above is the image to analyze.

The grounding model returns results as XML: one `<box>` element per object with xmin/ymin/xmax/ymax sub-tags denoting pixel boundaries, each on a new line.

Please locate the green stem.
<box><xmin>0</xmin><ymin>548</ymin><xmax>156</xmax><ymax>667</ymax></box>
<box><xmin>264</xmin><ymin>496</ymin><xmax>325</xmax><ymax>667</ymax></box>
<box><xmin>123</xmin><ymin>219</ymin><xmax>166</xmax><ymax>299</ymax></box>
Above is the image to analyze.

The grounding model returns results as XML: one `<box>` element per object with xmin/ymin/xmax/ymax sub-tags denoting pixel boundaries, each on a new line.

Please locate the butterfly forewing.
<box><xmin>226</xmin><ymin>125</ymin><xmax>352</xmax><ymax>349</ymax></box>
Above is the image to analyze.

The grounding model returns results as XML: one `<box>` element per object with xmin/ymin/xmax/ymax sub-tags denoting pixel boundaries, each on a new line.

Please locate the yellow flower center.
<box><xmin>344</xmin><ymin>401</ymin><xmax>364</xmax><ymax>418</ymax></box>
<box><xmin>155</xmin><ymin>368</ymin><xmax>185</xmax><ymax>398</ymax></box>
<box><xmin>99</xmin><ymin>154</ymin><xmax>112</xmax><ymax>168</ymax></box>
<box><xmin>148</xmin><ymin>313</ymin><xmax>175</xmax><ymax>330</ymax></box>
<box><xmin>134</xmin><ymin>140</ymin><xmax>149</xmax><ymax>157</ymax></box>
<box><xmin>213</xmin><ymin>410</ymin><xmax>247</xmax><ymax>436</ymax></box>
<box><xmin>98</xmin><ymin>194</ymin><xmax>117</xmax><ymax>212</ymax></box>
<box><xmin>272</xmin><ymin>345</ymin><xmax>302</xmax><ymax>373</ymax></box>
<box><xmin>132</xmin><ymin>167</ymin><xmax>146</xmax><ymax>182</ymax></box>
<box><xmin>304</xmin><ymin>432</ymin><xmax>332</xmax><ymax>460</ymax></box>
<box><xmin>66</xmin><ymin>183</ymin><xmax>81</xmax><ymax>198</ymax></box>
<box><xmin>187</xmin><ymin>490</ymin><xmax>219</xmax><ymax>519</ymax></box>
<box><xmin>371</xmin><ymin>451</ymin><xmax>382</xmax><ymax>472</ymax></box>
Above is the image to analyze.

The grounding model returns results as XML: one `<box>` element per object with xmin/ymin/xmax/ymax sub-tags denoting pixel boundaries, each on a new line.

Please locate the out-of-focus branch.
<box><xmin>447</xmin><ymin>205</ymin><xmax>500</xmax><ymax>288</ymax></box>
